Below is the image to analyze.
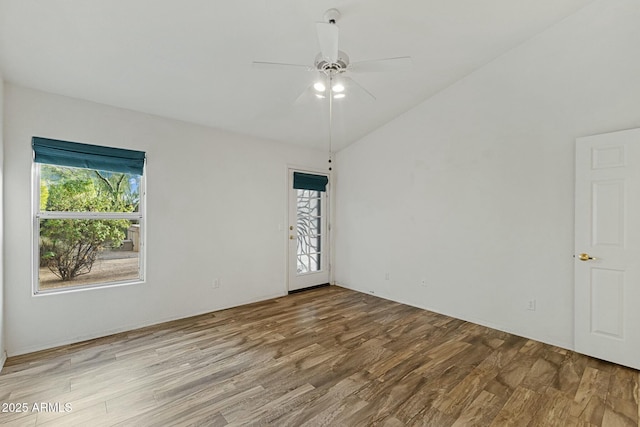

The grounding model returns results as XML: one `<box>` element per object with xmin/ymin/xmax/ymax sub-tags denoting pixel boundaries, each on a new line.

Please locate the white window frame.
<box><xmin>32</xmin><ymin>163</ymin><xmax>146</xmax><ymax>295</ymax></box>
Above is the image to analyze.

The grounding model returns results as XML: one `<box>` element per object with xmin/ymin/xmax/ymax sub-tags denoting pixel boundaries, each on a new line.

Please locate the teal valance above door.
<box><xmin>293</xmin><ymin>172</ymin><xmax>329</xmax><ymax>192</ymax></box>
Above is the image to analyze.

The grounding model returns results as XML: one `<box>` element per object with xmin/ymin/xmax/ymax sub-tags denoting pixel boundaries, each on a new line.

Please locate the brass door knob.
<box><xmin>289</xmin><ymin>235</ymin><xmax>294</xmax><ymax>240</ymax></box>
<box><xmin>578</xmin><ymin>253</ymin><xmax>595</xmax><ymax>261</ymax></box>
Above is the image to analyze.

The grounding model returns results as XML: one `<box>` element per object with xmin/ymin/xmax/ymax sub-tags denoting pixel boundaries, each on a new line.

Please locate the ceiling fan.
<box><xmin>253</xmin><ymin>8</ymin><xmax>412</xmax><ymax>103</ymax></box>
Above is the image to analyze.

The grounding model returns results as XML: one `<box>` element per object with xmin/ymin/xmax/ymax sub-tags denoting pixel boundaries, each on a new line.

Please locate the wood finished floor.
<box><xmin>1</xmin><ymin>286</ymin><xmax>638</xmax><ymax>426</ymax></box>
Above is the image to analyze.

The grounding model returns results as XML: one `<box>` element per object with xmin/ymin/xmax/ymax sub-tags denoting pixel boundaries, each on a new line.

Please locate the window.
<box><xmin>32</xmin><ymin>137</ymin><xmax>146</xmax><ymax>294</ymax></box>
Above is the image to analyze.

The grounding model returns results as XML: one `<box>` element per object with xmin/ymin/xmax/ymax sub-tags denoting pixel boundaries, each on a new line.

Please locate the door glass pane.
<box><xmin>309</xmin><ymin>253</ymin><xmax>320</xmax><ymax>272</ymax></box>
<box><xmin>297</xmin><ymin>254</ymin><xmax>310</xmax><ymax>274</ymax></box>
<box><xmin>296</xmin><ymin>189</ymin><xmax>322</xmax><ymax>273</ymax></box>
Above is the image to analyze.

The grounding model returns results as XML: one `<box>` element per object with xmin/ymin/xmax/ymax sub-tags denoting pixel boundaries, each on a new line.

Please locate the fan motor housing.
<box><xmin>315</xmin><ymin>50</ymin><xmax>349</xmax><ymax>74</ymax></box>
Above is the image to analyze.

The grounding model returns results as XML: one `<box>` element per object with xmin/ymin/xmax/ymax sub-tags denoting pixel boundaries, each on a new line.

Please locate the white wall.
<box><xmin>0</xmin><ymin>77</ymin><xmax>5</xmax><ymax>369</ymax></box>
<box><xmin>4</xmin><ymin>84</ymin><xmax>327</xmax><ymax>356</ymax></box>
<box><xmin>334</xmin><ymin>0</ymin><xmax>640</xmax><ymax>349</ymax></box>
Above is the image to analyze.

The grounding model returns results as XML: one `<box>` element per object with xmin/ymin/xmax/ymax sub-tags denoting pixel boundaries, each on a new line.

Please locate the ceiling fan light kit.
<box><xmin>313</xmin><ymin>78</ymin><xmax>346</xmax><ymax>100</ymax></box>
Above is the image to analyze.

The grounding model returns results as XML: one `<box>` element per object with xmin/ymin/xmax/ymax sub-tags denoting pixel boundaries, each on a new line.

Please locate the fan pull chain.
<box><xmin>328</xmin><ymin>71</ymin><xmax>333</xmax><ymax>171</ymax></box>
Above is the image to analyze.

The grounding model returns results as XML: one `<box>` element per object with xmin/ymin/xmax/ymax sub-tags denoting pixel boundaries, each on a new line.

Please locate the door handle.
<box><xmin>577</xmin><ymin>253</ymin><xmax>596</xmax><ymax>261</ymax></box>
<box><xmin>290</xmin><ymin>235</ymin><xmax>294</xmax><ymax>240</ymax></box>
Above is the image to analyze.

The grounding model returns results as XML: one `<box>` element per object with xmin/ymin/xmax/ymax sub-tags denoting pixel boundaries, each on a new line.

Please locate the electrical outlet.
<box><xmin>213</xmin><ymin>278</ymin><xmax>220</xmax><ymax>289</ymax></box>
<box><xmin>527</xmin><ymin>299</ymin><xmax>536</xmax><ymax>311</ymax></box>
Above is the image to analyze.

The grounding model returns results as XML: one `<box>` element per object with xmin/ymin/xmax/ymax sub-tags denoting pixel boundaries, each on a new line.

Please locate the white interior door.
<box><xmin>575</xmin><ymin>128</ymin><xmax>640</xmax><ymax>369</ymax></box>
<box><xmin>288</xmin><ymin>170</ymin><xmax>330</xmax><ymax>292</ymax></box>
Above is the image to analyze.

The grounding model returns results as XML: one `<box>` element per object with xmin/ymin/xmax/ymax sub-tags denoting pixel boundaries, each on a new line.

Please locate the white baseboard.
<box><xmin>335</xmin><ymin>283</ymin><xmax>573</xmax><ymax>353</ymax></box>
<box><xmin>9</xmin><ymin>291</ymin><xmax>286</xmax><ymax>357</ymax></box>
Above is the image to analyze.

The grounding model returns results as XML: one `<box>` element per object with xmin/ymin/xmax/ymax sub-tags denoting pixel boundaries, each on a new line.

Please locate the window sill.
<box><xmin>33</xmin><ymin>278</ymin><xmax>145</xmax><ymax>297</ymax></box>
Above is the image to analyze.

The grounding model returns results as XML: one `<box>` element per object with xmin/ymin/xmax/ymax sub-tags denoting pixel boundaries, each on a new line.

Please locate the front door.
<box><xmin>575</xmin><ymin>128</ymin><xmax>640</xmax><ymax>369</ymax></box>
<box><xmin>288</xmin><ymin>169</ymin><xmax>330</xmax><ymax>292</ymax></box>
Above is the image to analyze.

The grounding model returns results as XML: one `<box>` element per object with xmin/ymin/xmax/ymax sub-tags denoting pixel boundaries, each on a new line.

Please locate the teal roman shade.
<box><xmin>293</xmin><ymin>172</ymin><xmax>329</xmax><ymax>192</ymax></box>
<box><xmin>32</xmin><ymin>137</ymin><xmax>146</xmax><ymax>176</ymax></box>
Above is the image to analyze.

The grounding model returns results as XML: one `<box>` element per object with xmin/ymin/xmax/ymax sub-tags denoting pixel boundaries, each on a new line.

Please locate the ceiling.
<box><xmin>0</xmin><ymin>0</ymin><xmax>594</xmax><ymax>151</ymax></box>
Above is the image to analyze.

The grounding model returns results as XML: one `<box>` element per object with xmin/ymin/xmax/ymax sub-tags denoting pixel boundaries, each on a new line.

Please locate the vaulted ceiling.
<box><xmin>0</xmin><ymin>0</ymin><xmax>594</xmax><ymax>150</ymax></box>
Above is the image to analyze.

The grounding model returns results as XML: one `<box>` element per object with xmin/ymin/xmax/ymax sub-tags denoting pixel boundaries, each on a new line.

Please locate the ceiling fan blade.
<box><xmin>316</xmin><ymin>22</ymin><xmax>339</xmax><ymax>63</ymax></box>
<box><xmin>349</xmin><ymin>56</ymin><xmax>412</xmax><ymax>73</ymax></box>
<box><xmin>294</xmin><ymin>85</ymin><xmax>315</xmax><ymax>105</ymax></box>
<box><xmin>252</xmin><ymin>61</ymin><xmax>313</xmax><ymax>71</ymax></box>
<box><xmin>341</xmin><ymin>76</ymin><xmax>376</xmax><ymax>101</ymax></box>
<box><xmin>294</xmin><ymin>83</ymin><xmax>332</xmax><ymax>105</ymax></box>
